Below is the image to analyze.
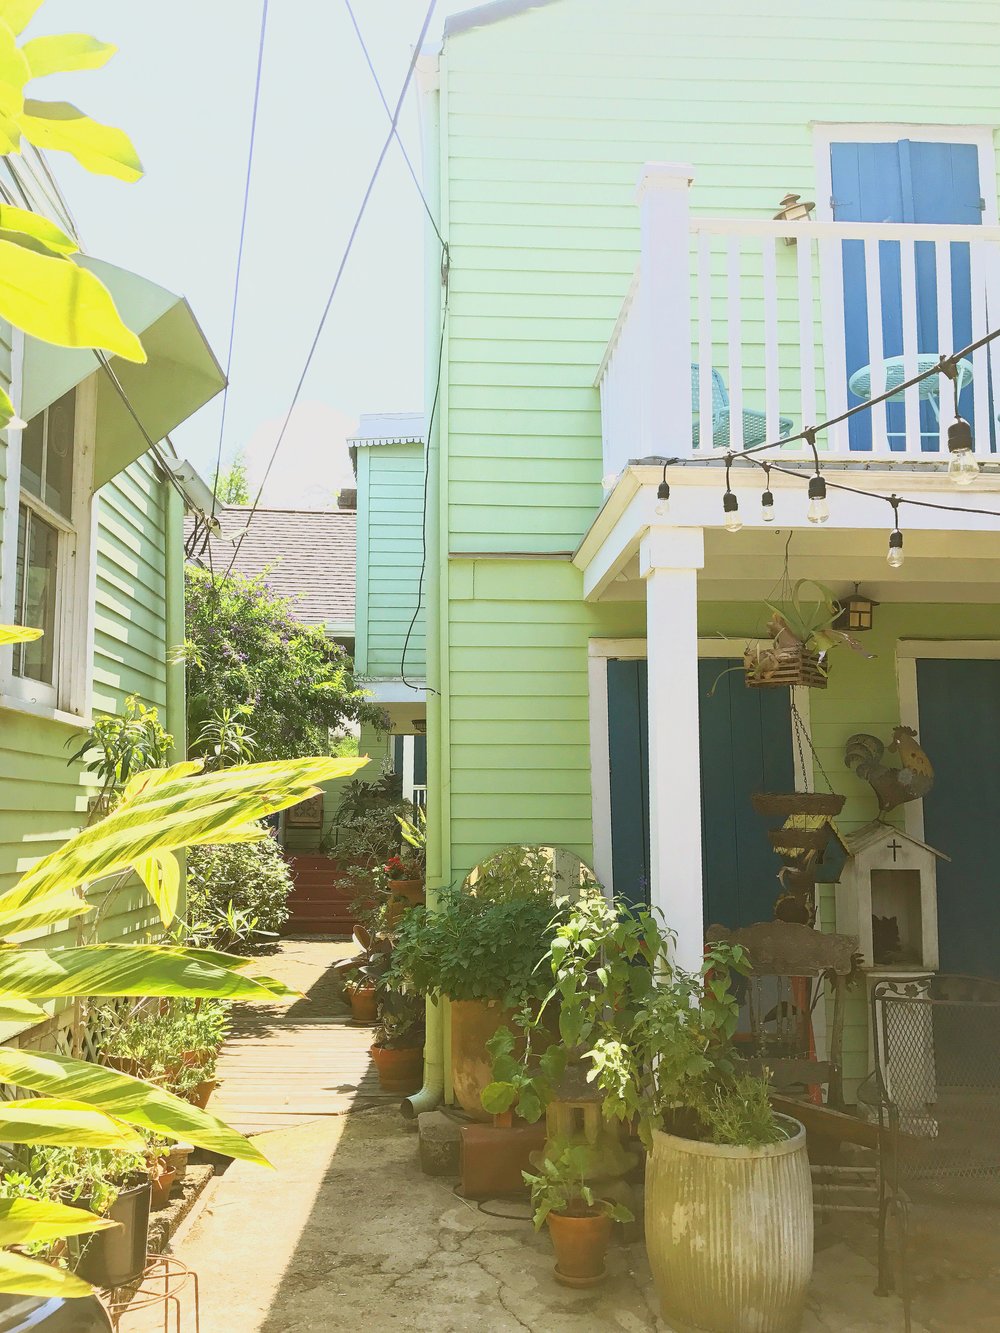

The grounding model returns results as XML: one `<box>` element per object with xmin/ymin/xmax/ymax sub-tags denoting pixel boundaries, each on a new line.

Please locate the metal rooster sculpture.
<box><xmin>844</xmin><ymin>726</ymin><xmax>934</xmax><ymax>815</ymax></box>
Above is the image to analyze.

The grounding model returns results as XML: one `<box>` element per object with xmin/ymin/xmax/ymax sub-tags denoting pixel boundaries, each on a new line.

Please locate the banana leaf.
<box><xmin>0</xmin><ymin>1096</ymin><xmax>145</xmax><ymax>1148</ymax></box>
<box><xmin>0</xmin><ymin>1198</ymin><xmax>113</xmax><ymax>1248</ymax></box>
<box><xmin>0</xmin><ymin>1249</ymin><xmax>92</xmax><ymax>1298</ymax></box>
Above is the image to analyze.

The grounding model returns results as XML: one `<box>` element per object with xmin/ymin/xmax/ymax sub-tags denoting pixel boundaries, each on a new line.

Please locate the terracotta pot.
<box><xmin>387</xmin><ymin>879</ymin><xmax>424</xmax><ymax>903</ymax></box>
<box><xmin>449</xmin><ymin>999</ymin><xmax>516</xmax><ymax>1121</ymax></box>
<box><xmin>370</xmin><ymin>1043</ymin><xmax>423</xmax><ymax>1094</ymax></box>
<box><xmin>645</xmin><ymin>1115</ymin><xmax>812</xmax><ymax>1333</ymax></box>
<box><xmin>546</xmin><ymin>1209</ymin><xmax>612</xmax><ymax>1288</ymax></box>
<box><xmin>348</xmin><ymin>984</ymin><xmax>378</xmax><ymax>1025</ymax></box>
<box><xmin>103</xmin><ymin>1055</ymin><xmax>141</xmax><ymax>1077</ymax></box>
<box><xmin>185</xmin><ymin>1079</ymin><xmax>217</xmax><ymax>1110</ymax></box>
<box><xmin>150</xmin><ymin>1165</ymin><xmax>176</xmax><ymax>1211</ymax></box>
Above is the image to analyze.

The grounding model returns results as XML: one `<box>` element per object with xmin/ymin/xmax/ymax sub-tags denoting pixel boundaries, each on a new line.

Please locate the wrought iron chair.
<box><xmin>864</xmin><ymin>974</ymin><xmax>1000</xmax><ymax>1329</ymax></box>
<box><xmin>691</xmin><ymin>365</ymin><xmax>794</xmax><ymax>449</ymax></box>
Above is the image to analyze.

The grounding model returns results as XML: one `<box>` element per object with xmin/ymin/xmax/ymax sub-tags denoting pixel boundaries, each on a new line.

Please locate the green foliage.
<box><xmin>467</xmin><ymin>845</ymin><xmax>590</xmax><ymax>902</ymax></box>
<box><xmin>373</xmin><ymin>987</ymin><xmax>424</xmax><ymax>1051</ymax></box>
<box><xmin>0</xmin><ymin>1145</ymin><xmax>147</xmax><ymax>1221</ymax></box>
<box><xmin>68</xmin><ymin>695</ymin><xmax>173</xmax><ymax>804</ymax></box>
<box><xmin>184</xmin><ymin>567</ymin><xmax>387</xmax><ymax>763</ymax></box>
<box><xmin>522</xmin><ymin>1142</ymin><xmax>633</xmax><ymax>1231</ymax></box>
<box><xmin>192</xmin><ymin>705</ymin><xmax>257</xmax><ymax>771</ymax></box>
<box><xmin>701</xmin><ymin>1073</ymin><xmax>787</xmax><ymax>1149</ymax></box>
<box><xmin>212</xmin><ymin>452</ymin><xmax>250</xmax><ymax>505</ymax></box>
<box><xmin>396</xmin><ymin>807</ymin><xmax>427</xmax><ymax>877</ymax></box>
<box><xmin>186</xmin><ymin>835</ymin><xmax>293</xmax><ymax>952</ymax></box>
<box><xmin>324</xmin><ymin>772</ymin><xmax>412</xmax><ymax>865</ymax></box>
<box><xmin>480</xmin><ymin>1021</ymin><xmax>566</xmax><ymax>1124</ymax></box>
<box><xmin>389</xmin><ymin>886</ymin><xmax>566</xmax><ymax>1007</ymax></box>
<box><xmin>100</xmin><ymin>998</ymin><xmax>229</xmax><ymax>1087</ymax></box>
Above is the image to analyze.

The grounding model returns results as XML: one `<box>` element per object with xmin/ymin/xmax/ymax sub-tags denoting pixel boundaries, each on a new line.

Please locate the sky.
<box><xmin>37</xmin><ymin>0</ymin><xmax>472</xmax><ymax>507</ymax></box>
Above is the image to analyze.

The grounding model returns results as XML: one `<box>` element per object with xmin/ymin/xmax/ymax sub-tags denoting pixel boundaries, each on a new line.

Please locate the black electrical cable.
<box><xmin>211</xmin><ymin>0</ymin><xmax>270</xmax><ymax>520</ymax></box>
<box><xmin>219</xmin><ymin>0</ymin><xmax>440</xmax><ymax>588</ymax></box>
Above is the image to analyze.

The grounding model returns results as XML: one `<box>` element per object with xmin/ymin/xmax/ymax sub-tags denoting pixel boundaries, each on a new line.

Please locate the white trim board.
<box><xmin>587</xmin><ymin>636</ymin><xmax>813</xmax><ymax>899</ymax></box>
<box><xmin>896</xmin><ymin>639</ymin><xmax>1000</xmax><ymax>843</ymax></box>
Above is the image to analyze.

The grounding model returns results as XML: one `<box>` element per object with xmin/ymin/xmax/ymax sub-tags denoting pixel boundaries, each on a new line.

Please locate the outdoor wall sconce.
<box><xmin>774</xmin><ymin>193</ymin><xmax>816</xmax><ymax>242</ymax></box>
<box><xmin>834</xmin><ymin>583</ymin><xmax>879</xmax><ymax>633</ymax></box>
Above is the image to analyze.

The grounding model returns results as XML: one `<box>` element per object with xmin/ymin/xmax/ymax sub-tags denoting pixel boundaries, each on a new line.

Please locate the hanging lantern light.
<box><xmin>833</xmin><ymin>583</ymin><xmax>879</xmax><ymax>633</ymax></box>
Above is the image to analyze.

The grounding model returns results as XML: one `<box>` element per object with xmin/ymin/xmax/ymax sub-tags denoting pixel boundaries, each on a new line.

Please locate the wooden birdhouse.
<box><xmin>835</xmin><ymin>823</ymin><xmax>949</xmax><ymax>971</ymax></box>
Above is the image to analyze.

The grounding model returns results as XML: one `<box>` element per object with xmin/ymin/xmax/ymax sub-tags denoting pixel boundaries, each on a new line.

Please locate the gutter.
<box><xmin>403</xmin><ymin>48</ymin><xmax>446</xmax><ymax>1119</ymax></box>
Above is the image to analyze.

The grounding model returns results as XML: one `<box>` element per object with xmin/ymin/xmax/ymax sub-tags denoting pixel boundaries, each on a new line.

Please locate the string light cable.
<box><xmin>210</xmin><ymin>0</ymin><xmax>270</xmax><ymax>520</ymax></box>
<box><xmin>219</xmin><ymin>0</ymin><xmax>440</xmax><ymax>587</ymax></box>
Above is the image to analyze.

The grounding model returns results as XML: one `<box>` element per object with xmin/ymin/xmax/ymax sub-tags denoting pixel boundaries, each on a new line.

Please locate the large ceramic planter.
<box><xmin>645</xmin><ymin>1115</ymin><xmax>812</xmax><ymax>1333</ymax></box>
<box><xmin>450</xmin><ymin>999</ymin><xmax>514</xmax><ymax>1121</ymax></box>
<box><xmin>370</xmin><ymin>1043</ymin><xmax>423</xmax><ymax>1093</ymax></box>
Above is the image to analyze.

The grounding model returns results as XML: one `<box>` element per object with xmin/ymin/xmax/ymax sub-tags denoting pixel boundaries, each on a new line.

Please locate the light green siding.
<box><xmin>356</xmin><ymin>442</ymin><xmax>426</xmax><ymax>682</ymax></box>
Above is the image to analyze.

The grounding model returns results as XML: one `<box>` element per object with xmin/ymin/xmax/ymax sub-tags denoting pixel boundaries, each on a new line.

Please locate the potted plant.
<box><xmin>369</xmin><ymin>986</ymin><xmax>425</xmax><ymax>1093</ymax></box>
<box><xmin>389</xmin><ymin>808</ymin><xmax>426</xmax><ymax>907</ymax></box>
<box><xmin>389</xmin><ymin>850</ymin><xmax>568</xmax><ymax>1119</ymax></box>
<box><xmin>500</xmin><ymin>891</ymin><xmax>813</xmax><ymax>1333</ymax></box>
<box><xmin>334</xmin><ymin>923</ymin><xmax>391</xmax><ymax>1024</ymax></box>
<box><xmin>743</xmin><ymin>579</ymin><xmax>874</xmax><ymax>690</ymax></box>
<box><xmin>523</xmin><ymin>1143</ymin><xmax>632</xmax><ymax>1288</ymax></box>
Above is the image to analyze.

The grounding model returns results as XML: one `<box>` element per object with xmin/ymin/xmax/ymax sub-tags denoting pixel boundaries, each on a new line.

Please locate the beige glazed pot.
<box><xmin>645</xmin><ymin>1115</ymin><xmax>813</xmax><ymax>1333</ymax></box>
<box><xmin>449</xmin><ymin>998</ymin><xmax>514</xmax><ymax>1121</ymax></box>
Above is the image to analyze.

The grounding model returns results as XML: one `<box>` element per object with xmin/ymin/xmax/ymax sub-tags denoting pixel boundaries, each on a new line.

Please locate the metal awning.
<box><xmin>21</xmin><ymin>256</ymin><xmax>225</xmax><ymax>489</ymax></box>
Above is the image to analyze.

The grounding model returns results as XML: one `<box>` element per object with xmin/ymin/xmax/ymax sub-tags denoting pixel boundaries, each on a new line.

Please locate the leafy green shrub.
<box><xmin>186</xmin><ymin>834</ymin><xmax>293</xmax><ymax>952</ymax></box>
<box><xmin>100</xmin><ymin>998</ymin><xmax>230</xmax><ymax>1085</ymax></box>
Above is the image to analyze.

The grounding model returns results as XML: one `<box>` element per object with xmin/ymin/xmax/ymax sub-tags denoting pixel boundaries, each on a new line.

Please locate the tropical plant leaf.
<box><xmin>135</xmin><ymin>852</ymin><xmax>180</xmax><ymax>927</ymax></box>
<box><xmin>0</xmin><ymin>1197</ymin><xmax>113</xmax><ymax>1248</ymax></box>
<box><xmin>0</xmin><ymin>382</ymin><xmax>23</xmax><ymax>428</ymax></box>
<box><xmin>0</xmin><ymin>17</ymin><xmax>27</xmax><ymax>154</ymax></box>
<box><xmin>480</xmin><ymin>1081</ymin><xmax>517</xmax><ymax>1115</ymax></box>
<box><xmin>0</xmin><ymin>2</ymin><xmax>44</xmax><ymax>37</ymax></box>
<box><xmin>0</xmin><ymin>1046</ymin><xmax>270</xmax><ymax>1166</ymax></box>
<box><xmin>0</xmin><ymin>202</ymin><xmax>76</xmax><ymax>254</ymax></box>
<box><xmin>23</xmin><ymin>33</ymin><xmax>116</xmax><ymax>79</ymax></box>
<box><xmin>20</xmin><ymin>99</ymin><xmax>142</xmax><ymax>181</ymax></box>
<box><xmin>2</xmin><ymin>756</ymin><xmax>367</xmax><ymax>916</ymax></box>
<box><xmin>0</xmin><ymin>624</ymin><xmax>41</xmax><ymax>646</ymax></box>
<box><xmin>0</xmin><ymin>892</ymin><xmax>91</xmax><ymax>937</ymax></box>
<box><xmin>0</xmin><ymin>1096</ymin><xmax>144</xmax><ymax>1148</ymax></box>
<box><xmin>0</xmin><ymin>1248</ymin><xmax>92</xmax><ymax>1298</ymax></box>
<box><xmin>0</xmin><ymin>996</ymin><xmax>45</xmax><ymax>1022</ymax></box>
<box><xmin>0</xmin><ymin>237</ymin><xmax>145</xmax><ymax>361</ymax></box>
<box><xmin>0</xmin><ymin>943</ymin><xmax>303</xmax><ymax>1002</ymax></box>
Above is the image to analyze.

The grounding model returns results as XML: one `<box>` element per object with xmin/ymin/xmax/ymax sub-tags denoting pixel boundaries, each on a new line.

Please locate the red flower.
<box><xmin>384</xmin><ymin>856</ymin><xmax>405</xmax><ymax>875</ymax></box>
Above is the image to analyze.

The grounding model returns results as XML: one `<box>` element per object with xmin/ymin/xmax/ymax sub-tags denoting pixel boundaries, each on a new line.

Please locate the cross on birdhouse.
<box><xmin>887</xmin><ymin>838</ymin><xmax>903</xmax><ymax>863</ymax></box>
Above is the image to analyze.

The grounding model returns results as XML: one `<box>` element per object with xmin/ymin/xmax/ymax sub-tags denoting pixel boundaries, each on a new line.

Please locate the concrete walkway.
<box><xmin>128</xmin><ymin>940</ymin><xmax>998</xmax><ymax>1332</ymax></box>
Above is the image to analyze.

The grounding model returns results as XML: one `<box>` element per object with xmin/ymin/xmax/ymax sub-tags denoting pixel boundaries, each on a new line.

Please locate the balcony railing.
<box><xmin>598</xmin><ymin>164</ymin><xmax>1000</xmax><ymax>475</ymax></box>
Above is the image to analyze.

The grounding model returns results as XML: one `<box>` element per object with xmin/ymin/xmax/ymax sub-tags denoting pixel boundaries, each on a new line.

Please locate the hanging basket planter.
<box><xmin>768</xmin><ymin>827</ymin><xmax>831</xmax><ymax>853</ymax></box>
<box><xmin>744</xmin><ymin>641</ymin><xmax>828</xmax><ymax>690</ymax></box>
<box><xmin>751</xmin><ymin>792</ymin><xmax>845</xmax><ymax>817</ymax></box>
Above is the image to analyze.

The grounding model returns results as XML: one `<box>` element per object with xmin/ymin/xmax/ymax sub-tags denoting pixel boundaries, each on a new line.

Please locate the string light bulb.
<box><xmin>761</xmin><ymin>464</ymin><xmax>775</xmax><ymax>522</ymax></box>
<box><xmin>656</xmin><ymin>465</ymin><xmax>671</xmax><ymax>517</ymax></box>
<box><xmin>947</xmin><ymin>417</ymin><xmax>979</xmax><ymax>486</ymax></box>
<box><xmin>887</xmin><ymin>497</ymin><xmax>904</xmax><ymax>568</ymax></box>
<box><xmin>723</xmin><ymin>490</ymin><xmax>742</xmax><ymax>532</ymax></box>
<box><xmin>807</xmin><ymin>473</ymin><xmax>829</xmax><ymax>524</ymax></box>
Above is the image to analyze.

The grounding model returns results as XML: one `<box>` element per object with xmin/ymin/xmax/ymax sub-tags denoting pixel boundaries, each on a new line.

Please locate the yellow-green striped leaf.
<box><xmin>0</xmin><ymin>17</ymin><xmax>27</xmax><ymax>154</ymax></box>
<box><xmin>0</xmin><ymin>996</ymin><xmax>44</xmax><ymax>1022</ymax></box>
<box><xmin>0</xmin><ymin>892</ymin><xmax>91</xmax><ymax>937</ymax></box>
<box><xmin>135</xmin><ymin>852</ymin><xmax>180</xmax><ymax>927</ymax></box>
<box><xmin>0</xmin><ymin>3</ymin><xmax>44</xmax><ymax>37</ymax></box>
<box><xmin>0</xmin><ymin>624</ymin><xmax>41</xmax><ymax>645</ymax></box>
<box><xmin>23</xmin><ymin>33</ymin><xmax>116</xmax><ymax>79</ymax></box>
<box><xmin>0</xmin><ymin>943</ymin><xmax>301</xmax><ymax>1001</ymax></box>
<box><xmin>0</xmin><ymin>1249</ymin><xmax>92</xmax><ymax>1298</ymax></box>
<box><xmin>3</xmin><ymin>756</ymin><xmax>367</xmax><ymax>915</ymax></box>
<box><xmin>21</xmin><ymin>99</ymin><xmax>142</xmax><ymax>182</ymax></box>
<box><xmin>0</xmin><ymin>382</ymin><xmax>24</xmax><ymax>429</ymax></box>
<box><xmin>0</xmin><ymin>1096</ymin><xmax>144</xmax><ymax>1148</ymax></box>
<box><xmin>0</xmin><ymin>1046</ymin><xmax>270</xmax><ymax>1166</ymax></box>
<box><xmin>0</xmin><ymin>202</ymin><xmax>76</xmax><ymax>255</ymax></box>
<box><xmin>0</xmin><ymin>238</ymin><xmax>146</xmax><ymax>361</ymax></box>
<box><xmin>0</xmin><ymin>1198</ymin><xmax>113</xmax><ymax>1248</ymax></box>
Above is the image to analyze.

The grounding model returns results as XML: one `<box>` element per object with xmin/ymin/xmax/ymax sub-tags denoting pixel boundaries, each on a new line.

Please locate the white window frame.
<box><xmin>0</xmin><ymin>354</ymin><xmax>97</xmax><ymax>724</ymax></box>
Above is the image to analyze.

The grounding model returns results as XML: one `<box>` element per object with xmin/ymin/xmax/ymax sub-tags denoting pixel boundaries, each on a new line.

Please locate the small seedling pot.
<box><xmin>150</xmin><ymin>1165</ymin><xmax>176</xmax><ymax>1211</ymax></box>
<box><xmin>348</xmin><ymin>984</ymin><xmax>378</xmax><ymax>1025</ymax></box>
<box><xmin>546</xmin><ymin>1208</ymin><xmax>612</xmax><ymax>1288</ymax></box>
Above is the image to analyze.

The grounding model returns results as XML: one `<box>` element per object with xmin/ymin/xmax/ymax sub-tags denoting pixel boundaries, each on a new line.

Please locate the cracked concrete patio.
<box><xmin>126</xmin><ymin>940</ymin><xmax>998</xmax><ymax>1332</ymax></box>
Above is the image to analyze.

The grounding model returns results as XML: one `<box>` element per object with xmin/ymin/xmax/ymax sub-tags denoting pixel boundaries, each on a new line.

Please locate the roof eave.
<box><xmin>444</xmin><ymin>0</ymin><xmax>564</xmax><ymax>39</ymax></box>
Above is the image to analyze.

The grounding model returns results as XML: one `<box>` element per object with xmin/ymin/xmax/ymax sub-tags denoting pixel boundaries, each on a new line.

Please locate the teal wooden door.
<box><xmin>916</xmin><ymin>659</ymin><xmax>1000</xmax><ymax>979</ymax></box>
<box><xmin>607</xmin><ymin>659</ymin><xmax>794</xmax><ymax>925</ymax></box>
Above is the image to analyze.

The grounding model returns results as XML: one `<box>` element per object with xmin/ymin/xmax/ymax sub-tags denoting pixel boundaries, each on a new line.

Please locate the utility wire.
<box><xmin>220</xmin><ymin>0</ymin><xmax>440</xmax><ymax>586</ymax></box>
<box><xmin>211</xmin><ymin>0</ymin><xmax>270</xmax><ymax>519</ymax></box>
<box><xmin>342</xmin><ymin>0</ymin><xmax>448</xmax><ymax>251</ymax></box>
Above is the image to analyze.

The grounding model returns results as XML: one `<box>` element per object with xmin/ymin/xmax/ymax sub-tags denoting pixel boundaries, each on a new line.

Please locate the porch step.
<box><xmin>811</xmin><ymin>1163</ymin><xmax>879</xmax><ymax>1219</ymax></box>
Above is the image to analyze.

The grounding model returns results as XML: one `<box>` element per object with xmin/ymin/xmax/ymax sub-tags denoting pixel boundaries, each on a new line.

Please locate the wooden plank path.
<box><xmin>211</xmin><ymin>937</ymin><xmax>400</xmax><ymax>1136</ymax></box>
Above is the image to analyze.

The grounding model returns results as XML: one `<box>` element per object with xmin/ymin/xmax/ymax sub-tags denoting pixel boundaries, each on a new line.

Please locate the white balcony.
<box><xmin>598</xmin><ymin>163</ymin><xmax>1000</xmax><ymax>475</ymax></box>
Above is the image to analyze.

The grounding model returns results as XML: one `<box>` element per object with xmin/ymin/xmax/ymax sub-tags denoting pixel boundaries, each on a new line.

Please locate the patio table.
<box><xmin>848</xmin><ymin>354</ymin><xmax>973</xmax><ymax>421</ymax></box>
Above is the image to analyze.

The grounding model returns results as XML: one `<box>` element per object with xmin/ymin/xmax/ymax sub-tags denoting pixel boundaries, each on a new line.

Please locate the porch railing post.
<box><xmin>640</xmin><ymin>526</ymin><xmax>705</xmax><ymax>974</ymax></box>
<box><xmin>635</xmin><ymin>162</ymin><xmax>695</xmax><ymax>459</ymax></box>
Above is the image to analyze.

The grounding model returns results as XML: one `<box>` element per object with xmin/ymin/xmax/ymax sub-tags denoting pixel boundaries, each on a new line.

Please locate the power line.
<box><xmin>342</xmin><ymin>0</ymin><xmax>448</xmax><ymax>252</ymax></box>
<box><xmin>220</xmin><ymin>0</ymin><xmax>440</xmax><ymax>586</ymax></box>
<box><xmin>211</xmin><ymin>0</ymin><xmax>270</xmax><ymax>519</ymax></box>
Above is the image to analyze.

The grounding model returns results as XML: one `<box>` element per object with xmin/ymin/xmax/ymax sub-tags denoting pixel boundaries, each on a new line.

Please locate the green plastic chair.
<box><xmin>692</xmin><ymin>365</ymin><xmax>793</xmax><ymax>448</ymax></box>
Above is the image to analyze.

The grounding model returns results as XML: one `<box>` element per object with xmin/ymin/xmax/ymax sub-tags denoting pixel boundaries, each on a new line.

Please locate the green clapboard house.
<box><xmin>0</xmin><ymin>158</ymin><xmax>225</xmax><ymax>1045</ymax></box>
<box><xmin>419</xmin><ymin>0</ymin><xmax>1000</xmax><ymax>1104</ymax></box>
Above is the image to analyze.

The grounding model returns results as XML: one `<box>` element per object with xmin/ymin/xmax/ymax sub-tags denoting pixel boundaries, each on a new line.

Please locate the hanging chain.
<box><xmin>791</xmin><ymin>700</ymin><xmax>837</xmax><ymax>794</ymax></box>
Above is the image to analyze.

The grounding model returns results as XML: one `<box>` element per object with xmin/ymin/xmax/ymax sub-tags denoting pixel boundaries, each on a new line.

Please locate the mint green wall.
<box><xmin>356</xmin><ymin>442</ymin><xmax>426</xmax><ymax>682</ymax></box>
<box><xmin>0</xmin><ymin>444</ymin><xmax>178</xmax><ymax>951</ymax></box>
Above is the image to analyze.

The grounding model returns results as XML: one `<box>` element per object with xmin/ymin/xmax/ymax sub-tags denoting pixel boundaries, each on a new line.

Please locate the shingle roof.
<box><xmin>185</xmin><ymin>506</ymin><xmax>355</xmax><ymax>631</ymax></box>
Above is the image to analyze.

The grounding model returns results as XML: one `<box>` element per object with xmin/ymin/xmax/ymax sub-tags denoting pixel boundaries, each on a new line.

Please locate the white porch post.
<box><xmin>641</xmin><ymin>527</ymin><xmax>705</xmax><ymax>974</ymax></box>
<box><xmin>635</xmin><ymin>162</ymin><xmax>694</xmax><ymax>459</ymax></box>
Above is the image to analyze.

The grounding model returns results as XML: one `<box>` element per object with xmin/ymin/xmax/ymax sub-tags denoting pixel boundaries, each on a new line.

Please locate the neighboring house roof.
<box><xmin>444</xmin><ymin>0</ymin><xmax>564</xmax><ymax>38</ymax></box>
<box><xmin>186</xmin><ymin>506</ymin><xmax>356</xmax><ymax>632</ymax></box>
<box><xmin>348</xmin><ymin>412</ymin><xmax>425</xmax><ymax>448</ymax></box>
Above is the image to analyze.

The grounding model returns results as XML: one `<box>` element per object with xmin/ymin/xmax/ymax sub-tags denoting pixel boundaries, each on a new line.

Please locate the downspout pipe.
<box><xmin>164</xmin><ymin>478</ymin><xmax>188</xmax><ymax>919</ymax></box>
<box><xmin>402</xmin><ymin>44</ymin><xmax>445</xmax><ymax>1119</ymax></box>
